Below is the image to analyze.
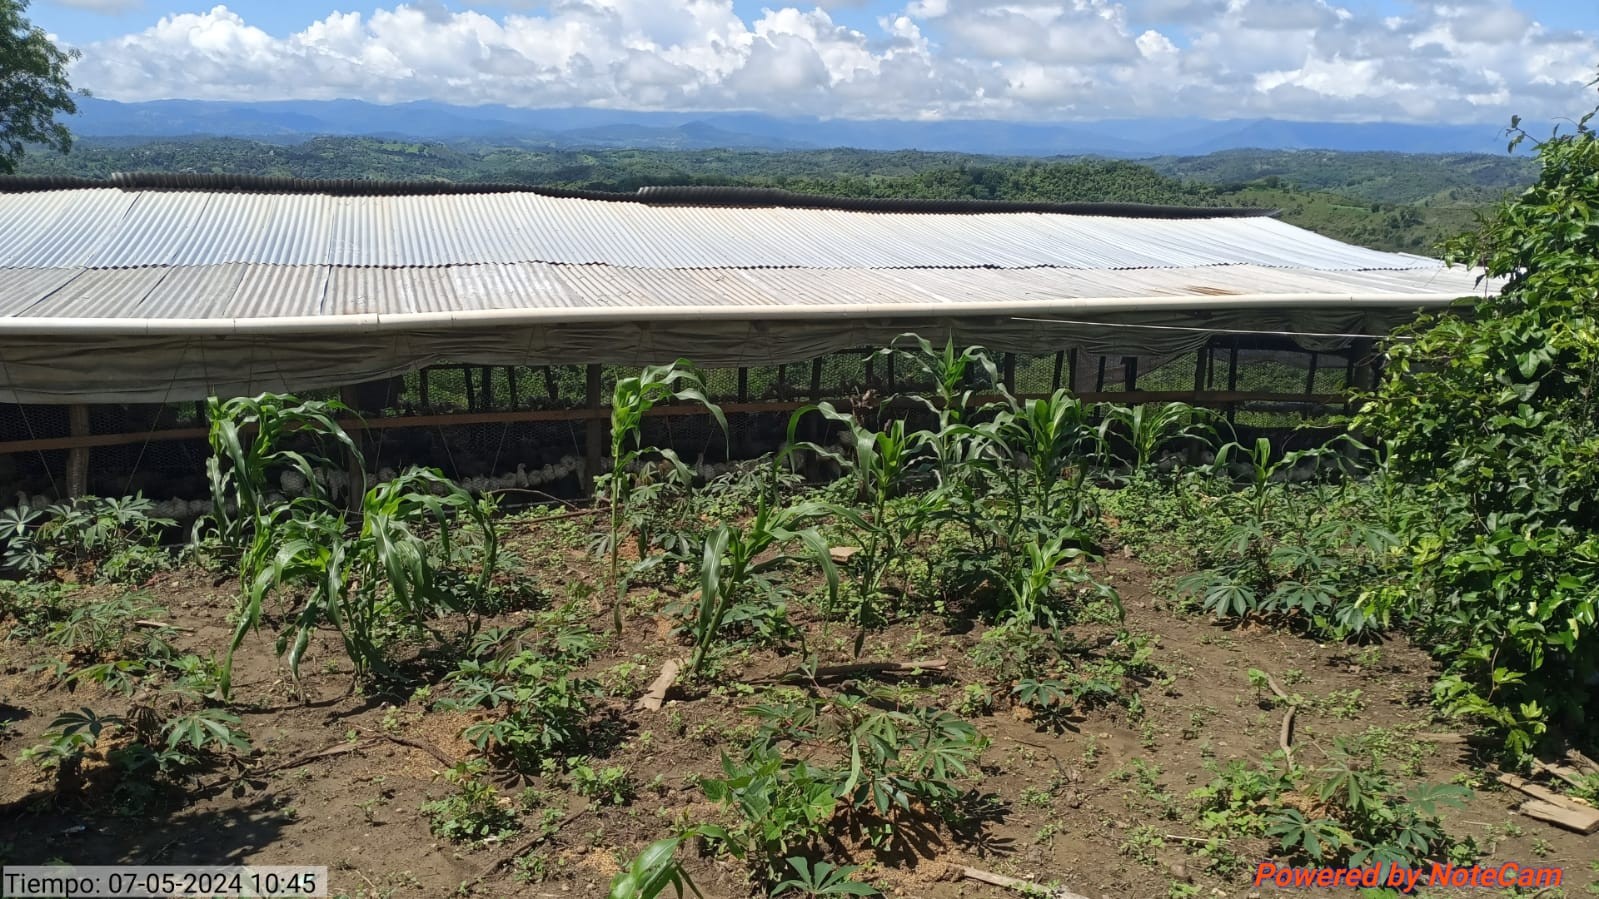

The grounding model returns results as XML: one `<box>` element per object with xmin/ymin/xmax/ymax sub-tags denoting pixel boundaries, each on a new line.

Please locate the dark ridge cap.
<box><xmin>0</xmin><ymin>173</ymin><xmax>1278</xmax><ymax>219</ymax></box>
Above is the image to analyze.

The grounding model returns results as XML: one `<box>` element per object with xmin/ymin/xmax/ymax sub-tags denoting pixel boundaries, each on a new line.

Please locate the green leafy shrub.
<box><xmin>689</xmin><ymin>689</ymin><xmax>983</xmax><ymax>887</ymax></box>
<box><xmin>1355</xmin><ymin>104</ymin><xmax>1599</xmax><ymax>755</ymax></box>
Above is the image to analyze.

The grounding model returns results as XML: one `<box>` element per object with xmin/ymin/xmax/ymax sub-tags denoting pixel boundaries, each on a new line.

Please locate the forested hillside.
<box><xmin>14</xmin><ymin>137</ymin><xmax>1535</xmax><ymax>255</ymax></box>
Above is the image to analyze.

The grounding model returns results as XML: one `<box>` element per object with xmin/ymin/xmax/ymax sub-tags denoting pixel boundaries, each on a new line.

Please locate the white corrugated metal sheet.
<box><xmin>0</xmin><ymin>187</ymin><xmax>1439</xmax><ymax>272</ymax></box>
<box><xmin>0</xmin><ymin>262</ymin><xmax>1487</xmax><ymax>322</ymax></box>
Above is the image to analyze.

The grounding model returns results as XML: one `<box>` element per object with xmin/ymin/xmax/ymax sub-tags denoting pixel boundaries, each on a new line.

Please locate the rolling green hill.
<box><xmin>13</xmin><ymin>138</ymin><xmax>1534</xmax><ymax>256</ymax></box>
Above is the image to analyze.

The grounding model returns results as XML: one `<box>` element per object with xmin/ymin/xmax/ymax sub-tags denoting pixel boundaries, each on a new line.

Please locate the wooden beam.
<box><xmin>66</xmin><ymin>404</ymin><xmax>91</xmax><ymax>498</ymax></box>
<box><xmin>584</xmin><ymin>364</ymin><xmax>604</xmax><ymax>495</ymax></box>
<box><xmin>0</xmin><ymin>391</ymin><xmax>1349</xmax><ymax>458</ymax></box>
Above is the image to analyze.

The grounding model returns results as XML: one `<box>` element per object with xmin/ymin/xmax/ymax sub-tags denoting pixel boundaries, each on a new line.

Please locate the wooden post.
<box><xmin>809</xmin><ymin>359</ymin><xmax>823</xmax><ymax>399</ymax></box>
<box><xmin>1067</xmin><ymin>349</ymin><xmax>1079</xmax><ymax>392</ymax></box>
<box><xmin>463</xmin><ymin>366</ymin><xmax>476</xmax><ymax>411</ymax></box>
<box><xmin>886</xmin><ymin>354</ymin><xmax>896</xmax><ymax>391</ymax></box>
<box><xmin>419</xmin><ymin>369</ymin><xmax>431</xmax><ymax>409</ymax></box>
<box><xmin>507</xmin><ymin>367</ymin><xmax>519</xmax><ymax>408</ymax></box>
<box><xmin>1189</xmin><ymin>344</ymin><xmax>1210</xmax><ymax>465</ymax></box>
<box><xmin>1348</xmin><ymin>339</ymin><xmax>1377</xmax><ymax>392</ymax></box>
<box><xmin>776</xmin><ymin>363</ymin><xmax>787</xmax><ymax>399</ymax></box>
<box><xmin>1303</xmin><ymin>352</ymin><xmax>1319</xmax><ymax>421</ymax></box>
<box><xmin>737</xmin><ymin>367</ymin><xmax>749</xmax><ymax>402</ymax></box>
<box><xmin>1226</xmin><ymin>344</ymin><xmax>1240</xmax><ymax>424</ymax></box>
<box><xmin>1123</xmin><ymin>356</ymin><xmax>1139</xmax><ymax>392</ymax></box>
<box><xmin>480</xmin><ymin>367</ymin><xmax>494</xmax><ymax>410</ymax></box>
<box><xmin>1095</xmin><ymin>355</ymin><xmax>1107</xmax><ymax>393</ymax></box>
<box><xmin>584</xmin><ymin>364</ymin><xmax>604</xmax><ymax>496</ymax></box>
<box><xmin>66</xmin><ymin>404</ymin><xmax>91</xmax><ymax>498</ymax></box>
<box><xmin>543</xmin><ymin>366</ymin><xmax>559</xmax><ymax>401</ymax></box>
<box><xmin>1051</xmin><ymin>351</ymin><xmax>1065</xmax><ymax>392</ymax></box>
<box><xmin>1002</xmin><ymin>353</ymin><xmax>1016</xmax><ymax>393</ymax></box>
<box><xmin>338</xmin><ymin>386</ymin><xmax>364</xmax><ymax>510</ymax></box>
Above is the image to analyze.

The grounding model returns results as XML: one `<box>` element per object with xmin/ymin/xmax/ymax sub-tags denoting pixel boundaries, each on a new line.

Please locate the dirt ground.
<box><xmin>2</xmin><ymin>517</ymin><xmax>1595</xmax><ymax>899</ymax></box>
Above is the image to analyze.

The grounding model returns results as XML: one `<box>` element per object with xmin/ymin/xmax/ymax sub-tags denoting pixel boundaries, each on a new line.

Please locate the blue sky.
<box><xmin>29</xmin><ymin>0</ymin><xmax>1599</xmax><ymax>122</ymax></box>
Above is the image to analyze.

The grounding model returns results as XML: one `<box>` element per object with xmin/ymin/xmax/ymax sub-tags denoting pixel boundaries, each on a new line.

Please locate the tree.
<box><xmin>1355</xmin><ymin>77</ymin><xmax>1599</xmax><ymax>758</ymax></box>
<box><xmin>1</xmin><ymin>0</ymin><xmax>79</xmax><ymax>174</ymax></box>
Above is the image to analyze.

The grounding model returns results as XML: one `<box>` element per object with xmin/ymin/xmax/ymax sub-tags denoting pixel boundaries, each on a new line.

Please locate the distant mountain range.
<box><xmin>67</xmin><ymin>98</ymin><xmax>1522</xmax><ymax>157</ymax></box>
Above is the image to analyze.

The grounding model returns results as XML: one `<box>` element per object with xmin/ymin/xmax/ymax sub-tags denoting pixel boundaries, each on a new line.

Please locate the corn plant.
<box><xmin>207</xmin><ymin>393</ymin><xmax>497</xmax><ymax>697</ymax></box>
<box><xmin>688</xmin><ymin>491</ymin><xmax>837</xmax><ymax>676</ymax></box>
<box><xmin>228</xmin><ymin>468</ymin><xmax>496</xmax><ymax>694</ymax></box>
<box><xmin>608</xmin><ymin>834</ymin><xmax>705</xmax><ymax>899</ymax></box>
<box><xmin>1103</xmin><ymin>401</ymin><xmax>1214</xmax><ymax>472</ymax></box>
<box><xmin>601</xmin><ymin>361</ymin><xmax>726</xmax><ymax>633</ymax></box>
<box><xmin>991</xmin><ymin>389</ymin><xmax>1105</xmax><ymax>528</ymax></box>
<box><xmin>203</xmin><ymin>394</ymin><xmax>358</xmax><ymax>547</ymax></box>
<box><xmin>878</xmin><ymin>334</ymin><xmax>1000</xmax><ymax>484</ymax></box>
<box><xmin>804</xmin><ymin>403</ymin><xmax>934</xmax><ymax>653</ymax></box>
<box><xmin>1001</xmin><ymin>532</ymin><xmax>1121</xmax><ymax>631</ymax></box>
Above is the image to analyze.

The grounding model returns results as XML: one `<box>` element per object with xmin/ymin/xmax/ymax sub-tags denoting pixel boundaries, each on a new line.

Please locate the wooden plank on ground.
<box><xmin>1519</xmin><ymin>799</ymin><xmax>1599</xmax><ymax>834</ymax></box>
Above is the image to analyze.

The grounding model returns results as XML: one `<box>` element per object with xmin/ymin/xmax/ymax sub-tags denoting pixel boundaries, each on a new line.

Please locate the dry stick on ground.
<box><xmin>636</xmin><ymin>658</ymin><xmax>947</xmax><ymax>709</ymax></box>
<box><xmin>757</xmin><ymin>658</ymin><xmax>949</xmax><ymax>685</ymax></box>
<box><xmin>1262</xmin><ymin>672</ymin><xmax>1296</xmax><ymax>759</ymax></box>
<box><xmin>133</xmin><ymin>619</ymin><xmax>196</xmax><ymax>633</ymax></box>
<box><xmin>948</xmin><ymin>864</ymin><xmax>1094</xmax><ymax>899</ymax></box>
<box><xmin>467</xmin><ymin>804</ymin><xmax>592</xmax><ymax>887</ymax></box>
<box><xmin>354</xmin><ymin>727</ymin><xmax>454</xmax><ymax>767</ymax></box>
<box><xmin>263</xmin><ymin>739</ymin><xmax>375</xmax><ymax>773</ymax></box>
<box><xmin>1567</xmin><ymin>749</ymin><xmax>1599</xmax><ymax>776</ymax></box>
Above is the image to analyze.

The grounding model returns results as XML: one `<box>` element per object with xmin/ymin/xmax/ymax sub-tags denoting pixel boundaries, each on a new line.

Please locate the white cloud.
<box><xmin>65</xmin><ymin>0</ymin><xmax>1599</xmax><ymax>122</ymax></box>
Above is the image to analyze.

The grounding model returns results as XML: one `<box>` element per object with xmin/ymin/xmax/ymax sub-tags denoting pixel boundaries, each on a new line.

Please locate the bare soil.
<box><xmin>1</xmin><ymin>518</ymin><xmax>1594</xmax><ymax>899</ymax></box>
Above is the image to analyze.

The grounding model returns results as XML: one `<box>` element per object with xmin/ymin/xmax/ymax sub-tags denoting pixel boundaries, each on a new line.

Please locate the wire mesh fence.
<box><xmin>0</xmin><ymin>339</ymin><xmax>1366</xmax><ymax>503</ymax></box>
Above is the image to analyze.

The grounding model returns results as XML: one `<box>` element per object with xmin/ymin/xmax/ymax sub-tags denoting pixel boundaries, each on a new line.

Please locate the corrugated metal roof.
<box><xmin>0</xmin><ymin>262</ymin><xmax>1487</xmax><ymax>322</ymax></box>
<box><xmin>0</xmin><ymin>187</ymin><xmax>1437</xmax><ymax>272</ymax></box>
